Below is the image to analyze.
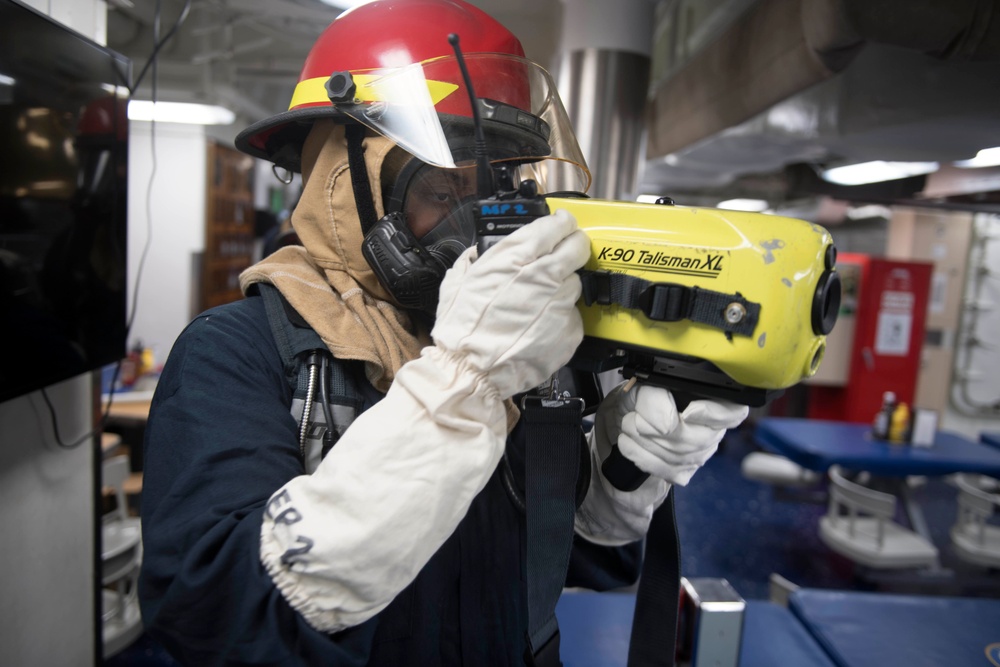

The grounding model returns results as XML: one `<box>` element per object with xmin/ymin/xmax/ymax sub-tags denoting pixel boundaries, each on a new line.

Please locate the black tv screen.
<box><xmin>0</xmin><ymin>0</ymin><xmax>131</xmax><ymax>404</ymax></box>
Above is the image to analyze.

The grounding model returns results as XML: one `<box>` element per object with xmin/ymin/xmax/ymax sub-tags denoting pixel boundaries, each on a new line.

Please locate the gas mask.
<box><xmin>349</xmin><ymin>62</ymin><xmax>583</xmax><ymax>317</ymax></box>
<box><xmin>362</xmin><ymin>152</ymin><xmax>519</xmax><ymax>315</ymax></box>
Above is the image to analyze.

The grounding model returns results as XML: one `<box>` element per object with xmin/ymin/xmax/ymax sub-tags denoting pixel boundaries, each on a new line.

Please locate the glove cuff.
<box><xmin>406</xmin><ymin>345</ymin><xmax>506</xmax><ymax>426</ymax></box>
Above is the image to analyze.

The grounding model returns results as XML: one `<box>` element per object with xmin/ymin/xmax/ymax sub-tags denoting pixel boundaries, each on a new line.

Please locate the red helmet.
<box><xmin>235</xmin><ymin>0</ymin><xmax>589</xmax><ymax>192</ymax></box>
<box><xmin>78</xmin><ymin>96</ymin><xmax>129</xmax><ymax>143</ymax></box>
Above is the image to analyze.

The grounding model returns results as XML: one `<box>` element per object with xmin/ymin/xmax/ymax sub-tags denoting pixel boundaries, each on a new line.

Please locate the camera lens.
<box><xmin>812</xmin><ymin>269</ymin><xmax>841</xmax><ymax>335</ymax></box>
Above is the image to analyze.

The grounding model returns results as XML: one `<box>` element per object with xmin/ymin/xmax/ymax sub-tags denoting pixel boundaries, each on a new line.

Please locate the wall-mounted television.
<box><xmin>0</xmin><ymin>0</ymin><xmax>131</xmax><ymax>404</ymax></box>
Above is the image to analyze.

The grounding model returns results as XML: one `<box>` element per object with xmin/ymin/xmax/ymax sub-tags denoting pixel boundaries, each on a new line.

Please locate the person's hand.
<box><xmin>431</xmin><ymin>209</ymin><xmax>590</xmax><ymax>398</ymax></box>
<box><xmin>597</xmin><ymin>383</ymin><xmax>749</xmax><ymax>485</ymax></box>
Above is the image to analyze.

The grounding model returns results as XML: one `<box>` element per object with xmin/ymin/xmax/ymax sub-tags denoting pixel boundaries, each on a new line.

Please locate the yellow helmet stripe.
<box><xmin>289</xmin><ymin>74</ymin><xmax>459</xmax><ymax>110</ymax></box>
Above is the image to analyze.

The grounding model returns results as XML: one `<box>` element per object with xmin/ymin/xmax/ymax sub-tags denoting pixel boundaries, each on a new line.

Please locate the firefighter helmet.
<box><xmin>234</xmin><ymin>0</ymin><xmax>589</xmax><ymax>193</ymax></box>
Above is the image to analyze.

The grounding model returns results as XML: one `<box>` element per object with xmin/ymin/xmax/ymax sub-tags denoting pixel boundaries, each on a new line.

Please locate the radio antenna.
<box><xmin>448</xmin><ymin>33</ymin><xmax>495</xmax><ymax>199</ymax></box>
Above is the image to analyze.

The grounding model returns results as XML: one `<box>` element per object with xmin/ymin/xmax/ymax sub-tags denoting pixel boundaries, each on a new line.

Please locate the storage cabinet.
<box><xmin>202</xmin><ymin>141</ymin><xmax>256</xmax><ymax>310</ymax></box>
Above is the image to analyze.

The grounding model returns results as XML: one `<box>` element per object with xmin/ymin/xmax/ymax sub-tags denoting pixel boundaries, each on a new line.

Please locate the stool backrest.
<box><xmin>102</xmin><ymin>454</ymin><xmax>131</xmax><ymax>523</ymax></box>
<box><xmin>827</xmin><ymin>465</ymin><xmax>897</xmax><ymax>545</ymax></box>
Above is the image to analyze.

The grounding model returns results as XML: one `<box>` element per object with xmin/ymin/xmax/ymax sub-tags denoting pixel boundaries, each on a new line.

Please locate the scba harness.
<box><xmin>256</xmin><ymin>283</ymin><xmax>363</xmax><ymax>474</ymax></box>
<box><xmin>256</xmin><ymin>282</ymin><xmax>682</xmax><ymax>667</ymax></box>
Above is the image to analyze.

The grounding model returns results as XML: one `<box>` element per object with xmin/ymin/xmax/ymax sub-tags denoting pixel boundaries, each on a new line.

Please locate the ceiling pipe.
<box><xmin>191</xmin><ymin>36</ymin><xmax>274</xmax><ymax>65</ymax></box>
<box><xmin>646</xmin><ymin>0</ymin><xmax>1000</xmax><ymax>163</ymax></box>
<box><xmin>556</xmin><ymin>0</ymin><xmax>656</xmax><ymax>200</ymax></box>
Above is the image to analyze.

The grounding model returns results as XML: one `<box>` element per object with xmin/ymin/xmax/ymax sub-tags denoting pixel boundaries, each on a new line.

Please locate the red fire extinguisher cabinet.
<box><xmin>808</xmin><ymin>253</ymin><xmax>933</xmax><ymax>423</ymax></box>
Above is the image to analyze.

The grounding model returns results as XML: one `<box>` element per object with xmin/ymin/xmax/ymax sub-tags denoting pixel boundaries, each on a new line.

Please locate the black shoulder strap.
<box><xmin>522</xmin><ymin>393</ymin><xmax>681</xmax><ymax>667</ymax></box>
<box><xmin>627</xmin><ymin>492</ymin><xmax>681</xmax><ymax>667</ymax></box>
<box><xmin>522</xmin><ymin>396</ymin><xmax>585</xmax><ymax>667</ymax></box>
<box><xmin>522</xmin><ymin>398</ymin><xmax>681</xmax><ymax>667</ymax></box>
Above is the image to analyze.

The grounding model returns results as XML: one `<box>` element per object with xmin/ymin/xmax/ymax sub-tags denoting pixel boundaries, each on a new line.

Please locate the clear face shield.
<box><xmin>339</xmin><ymin>53</ymin><xmax>590</xmax><ymax>315</ymax></box>
<box><xmin>332</xmin><ymin>53</ymin><xmax>591</xmax><ymax>190</ymax></box>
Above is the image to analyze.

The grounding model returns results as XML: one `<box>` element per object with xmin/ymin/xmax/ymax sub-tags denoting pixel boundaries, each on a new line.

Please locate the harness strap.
<box><xmin>259</xmin><ymin>281</ymin><xmax>317</xmax><ymax>386</ymax></box>
<box><xmin>523</xmin><ymin>396</ymin><xmax>585</xmax><ymax>667</ymax></box>
<box><xmin>346</xmin><ymin>123</ymin><xmax>379</xmax><ymax>235</ymax></box>
<box><xmin>257</xmin><ymin>283</ymin><xmax>361</xmax><ymax>472</ymax></box>
<box><xmin>579</xmin><ymin>269</ymin><xmax>760</xmax><ymax>337</ymax></box>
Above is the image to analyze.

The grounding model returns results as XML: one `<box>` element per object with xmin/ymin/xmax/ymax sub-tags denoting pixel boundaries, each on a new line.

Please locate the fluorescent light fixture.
<box><xmin>846</xmin><ymin>204</ymin><xmax>892</xmax><ymax>220</ymax></box>
<box><xmin>0</xmin><ymin>73</ymin><xmax>14</xmax><ymax>86</ymax></box>
<box><xmin>717</xmin><ymin>198</ymin><xmax>769</xmax><ymax>212</ymax></box>
<box><xmin>317</xmin><ymin>0</ymin><xmax>376</xmax><ymax>8</ymax></box>
<box><xmin>821</xmin><ymin>160</ymin><xmax>939</xmax><ymax>186</ymax></box>
<box><xmin>127</xmin><ymin>100</ymin><xmax>236</xmax><ymax>125</ymax></box>
<box><xmin>954</xmin><ymin>147</ymin><xmax>1000</xmax><ymax>169</ymax></box>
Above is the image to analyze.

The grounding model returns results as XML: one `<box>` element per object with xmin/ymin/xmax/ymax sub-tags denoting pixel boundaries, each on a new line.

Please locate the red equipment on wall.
<box><xmin>808</xmin><ymin>253</ymin><xmax>933</xmax><ymax>423</ymax></box>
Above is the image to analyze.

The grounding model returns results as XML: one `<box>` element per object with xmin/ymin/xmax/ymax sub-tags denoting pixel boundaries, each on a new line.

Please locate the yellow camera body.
<box><xmin>548</xmin><ymin>197</ymin><xmax>840</xmax><ymax>406</ymax></box>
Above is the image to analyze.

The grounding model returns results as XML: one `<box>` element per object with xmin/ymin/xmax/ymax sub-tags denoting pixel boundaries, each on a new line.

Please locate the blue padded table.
<box><xmin>555</xmin><ymin>591</ymin><xmax>837</xmax><ymax>667</ymax></box>
<box><xmin>982</xmin><ymin>432</ymin><xmax>1000</xmax><ymax>450</ymax></box>
<box><xmin>734</xmin><ymin>600</ymin><xmax>838</xmax><ymax>667</ymax></box>
<box><xmin>754</xmin><ymin>418</ymin><xmax>1000</xmax><ymax>478</ymax></box>
<box><xmin>788</xmin><ymin>589</ymin><xmax>1000</xmax><ymax>667</ymax></box>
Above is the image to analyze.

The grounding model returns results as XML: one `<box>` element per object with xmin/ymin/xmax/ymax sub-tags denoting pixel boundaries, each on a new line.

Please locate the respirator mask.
<box><xmin>360</xmin><ymin>156</ymin><xmax>478</xmax><ymax>314</ymax></box>
<box><xmin>361</xmin><ymin>140</ymin><xmax>543</xmax><ymax>316</ymax></box>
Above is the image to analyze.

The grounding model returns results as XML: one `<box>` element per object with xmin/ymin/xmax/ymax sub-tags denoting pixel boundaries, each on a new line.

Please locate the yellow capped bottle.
<box><xmin>888</xmin><ymin>402</ymin><xmax>911</xmax><ymax>444</ymax></box>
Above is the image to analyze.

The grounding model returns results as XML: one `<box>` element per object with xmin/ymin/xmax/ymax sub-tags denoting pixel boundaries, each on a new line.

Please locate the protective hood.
<box><xmin>240</xmin><ymin>119</ymin><xmax>430</xmax><ymax>392</ymax></box>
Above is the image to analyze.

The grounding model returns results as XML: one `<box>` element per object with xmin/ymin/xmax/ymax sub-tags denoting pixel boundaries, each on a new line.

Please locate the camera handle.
<box><xmin>600</xmin><ymin>387</ymin><xmax>695</xmax><ymax>492</ymax></box>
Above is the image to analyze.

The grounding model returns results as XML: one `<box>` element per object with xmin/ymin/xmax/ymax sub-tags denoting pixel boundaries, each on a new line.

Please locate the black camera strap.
<box><xmin>579</xmin><ymin>269</ymin><xmax>760</xmax><ymax>337</ymax></box>
<box><xmin>522</xmin><ymin>394</ymin><xmax>681</xmax><ymax>667</ymax></box>
<box><xmin>522</xmin><ymin>395</ymin><xmax>584</xmax><ymax>667</ymax></box>
<box><xmin>627</xmin><ymin>490</ymin><xmax>681</xmax><ymax>667</ymax></box>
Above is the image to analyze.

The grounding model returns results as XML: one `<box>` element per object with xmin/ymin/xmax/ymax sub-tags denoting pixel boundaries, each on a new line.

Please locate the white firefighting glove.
<box><xmin>575</xmin><ymin>382</ymin><xmax>749</xmax><ymax>545</ymax></box>
<box><xmin>432</xmin><ymin>208</ymin><xmax>590</xmax><ymax>398</ymax></box>
<box><xmin>260</xmin><ymin>210</ymin><xmax>589</xmax><ymax>634</ymax></box>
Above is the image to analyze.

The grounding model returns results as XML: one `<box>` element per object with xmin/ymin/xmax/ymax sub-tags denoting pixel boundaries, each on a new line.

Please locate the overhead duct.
<box><xmin>557</xmin><ymin>0</ymin><xmax>655</xmax><ymax>200</ymax></box>
<box><xmin>646</xmin><ymin>0</ymin><xmax>1000</xmax><ymax>162</ymax></box>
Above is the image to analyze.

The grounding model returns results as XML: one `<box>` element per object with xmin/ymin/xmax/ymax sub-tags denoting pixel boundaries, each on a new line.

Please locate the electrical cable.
<box><xmin>41</xmin><ymin>0</ymin><xmax>168</xmax><ymax>449</ymax></box>
<box><xmin>129</xmin><ymin>0</ymin><xmax>192</xmax><ymax>95</ymax></box>
<box><xmin>318</xmin><ymin>354</ymin><xmax>336</xmax><ymax>458</ymax></box>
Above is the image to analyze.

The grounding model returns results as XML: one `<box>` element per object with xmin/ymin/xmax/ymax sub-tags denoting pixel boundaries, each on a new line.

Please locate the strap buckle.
<box><xmin>580</xmin><ymin>269</ymin><xmax>613</xmax><ymax>307</ymax></box>
<box><xmin>520</xmin><ymin>394</ymin><xmax>586</xmax><ymax>413</ymax></box>
<box><xmin>522</xmin><ymin>375</ymin><xmax>586</xmax><ymax>413</ymax></box>
<box><xmin>638</xmin><ymin>283</ymin><xmax>692</xmax><ymax>322</ymax></box>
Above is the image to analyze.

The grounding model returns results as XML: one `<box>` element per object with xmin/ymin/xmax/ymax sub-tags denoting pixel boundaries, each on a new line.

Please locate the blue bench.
<box><xmin>556</xmin><ymin>588</ymin><xmax>1000</xmax><ymax>666</ymax></box>
<box><xmin>788</xmin><ymin>589</ymin><xmax>1000</xmax><ymax>667</ymax></box>
<box><xmin>555</xmin><ymin>591</ymin><xmax>836</xmax><ymax>667</ymax></box>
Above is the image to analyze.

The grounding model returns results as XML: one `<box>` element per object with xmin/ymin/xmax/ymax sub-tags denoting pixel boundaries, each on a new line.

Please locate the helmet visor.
<box><xmin>329</xmin><ymin>53</ymin><xmax>591</xmax><ymax>194</ymax></box>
